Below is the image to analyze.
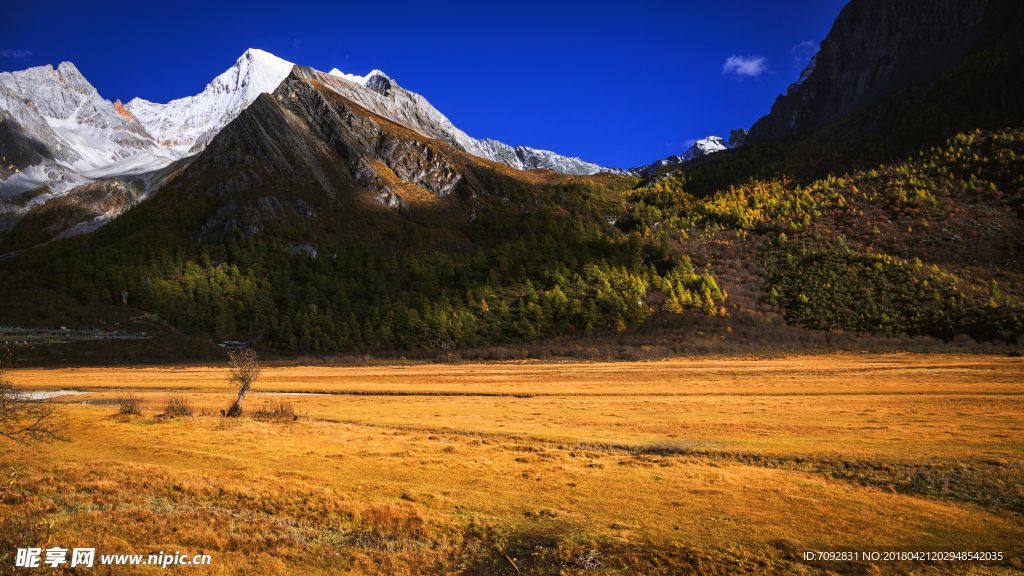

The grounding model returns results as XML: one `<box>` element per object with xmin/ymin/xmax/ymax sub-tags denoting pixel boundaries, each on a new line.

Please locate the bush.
<box><xmin>116</xmin><ymin>391</ymin><xmax>143</xmax><ymax>415</ymax></box>
<box><xmin>163</xmin><ymin>393</ymin><xmax>194</xmax><ymax>417</ymax></box>
<box><xmin>250</xmin><ymin>400</ymin><xmax>296</xmax><ymax>421</ymax></box>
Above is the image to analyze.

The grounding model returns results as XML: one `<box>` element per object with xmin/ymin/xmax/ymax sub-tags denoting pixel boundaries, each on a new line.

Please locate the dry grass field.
<box><xmin>2</xmin><ymin>354</ymin><xmax>1022</xmax><ymax>574</ymax></box>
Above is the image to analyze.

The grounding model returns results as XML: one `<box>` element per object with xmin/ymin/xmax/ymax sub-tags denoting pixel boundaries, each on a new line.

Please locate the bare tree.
<box><xmin>225</xmin><ymin>349</ymin><xmax>261</xmax><ymax>417</ymax></box>
<box><xmin>0</xmin><ymin>351</ymin><xmax>67</xmax><ymax>445</ymax></box>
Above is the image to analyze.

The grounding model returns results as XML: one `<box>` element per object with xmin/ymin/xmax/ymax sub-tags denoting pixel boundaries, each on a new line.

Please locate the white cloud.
<box><xmin>0</xmin><ymin>49</ymin><xmax>32</xmax><ymax>60</ymax></box>
<box><xmin>292</xmin><ymin>39</ymin><xmax>301</xmax><ymax>47</ymax></box>
<box><xmin>790</xmin><ymin>40</ymin><xmax>818</xmax><ymax>68</ymax></box>
<box><xmin>791</xmin><ymin>40</ymin><xmax>816</xmax><ymax>53</ymax></box>
<box><xmin>722</xmin><ymin>55</ymin><xmax>767</xmax><ymax>78</ymax></box>
<box><xmin>683</xmin><ymin>139</ymin><xmax>698</xmax><ymax>147</ymax></box>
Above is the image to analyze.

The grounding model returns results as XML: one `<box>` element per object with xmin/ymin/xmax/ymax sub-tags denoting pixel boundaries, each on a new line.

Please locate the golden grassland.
<box><xmin>2</xmin><ymin>354</ymin><xmax>1022</xmax><ymax>574</ymax></box>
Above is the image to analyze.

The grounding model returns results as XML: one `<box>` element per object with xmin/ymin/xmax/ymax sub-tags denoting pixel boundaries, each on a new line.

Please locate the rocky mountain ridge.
<box><xmin>151</xmin><ymin>65</ymin><xmax>549</xmax><ymax>243</ymax></box>
<box><xmin>324</xmin><ymin>68</ymin><xmax>626</xmax><ymax>176</ymax></box>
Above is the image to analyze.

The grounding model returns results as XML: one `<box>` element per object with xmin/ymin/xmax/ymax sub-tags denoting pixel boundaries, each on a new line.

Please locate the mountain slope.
<box><xmin>2</xmin><ymin>0</ymin><xmax>1023</xmax><ymax>357</ymax></box>
<box><xmin>0</xmin><ymin>63</ymin><xmax>697</xmax><ymax>352</ymax></box>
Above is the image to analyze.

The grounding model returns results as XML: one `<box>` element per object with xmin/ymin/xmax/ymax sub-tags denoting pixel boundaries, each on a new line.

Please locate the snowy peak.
<box><xmin>627</xmin><ymin>131</ymin><xmax>746</xmax><ymax>178</ymax></box>
<box><xmin>3</xmin><ymin>48</ymin><xmax>631</xmax><ymax>214</ymax></box>
<box><xmin>125</xmin><ymin>48</ymin><xmax>294</xmax><ymax>154</ymax></box>
<box><xmin>328</xmin><ymin>68</ymin><xmax>390</xmax><ymax>86</ymax></box>
<box><xmin>224</xmin><ymin>49</ymin><xmax>295</xmax><ymax>104</ymax></box>
<box><xmin>685</xmin><ymin>136</ymin><xmax>729</xmax><ymax>159</ymax></box>
<box><xmin>482</xmin><ymin>142</ymin><xmax>624</xmax><ymax>176</ymax></box>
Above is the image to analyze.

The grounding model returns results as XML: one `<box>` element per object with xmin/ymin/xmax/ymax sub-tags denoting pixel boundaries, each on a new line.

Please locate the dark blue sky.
<box><xmin>3</xmin><ymin>0</ymin><xmax>847</xmax><ymax>169</ymax></box>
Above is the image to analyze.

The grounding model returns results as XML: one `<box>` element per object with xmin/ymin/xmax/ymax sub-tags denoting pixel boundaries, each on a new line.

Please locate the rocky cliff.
<box><xmin>746</xmin><ymin>0</ymin><xmax>992</xmax><ymax>145</ymax></box>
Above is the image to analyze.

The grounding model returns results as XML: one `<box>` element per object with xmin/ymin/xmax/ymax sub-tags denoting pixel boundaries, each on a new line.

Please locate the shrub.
<box><xmin>116</xmin><ymin>391</ymin><xmax>143</xmax><ymax>416</ymax></box>
<box><xmin>163</xmin><ymin>393</ymin><xmax>194</xmax><ymax>417</ymax></box>
<box><xmin>250</xmin><ymin>400</ymin><xmax>296</xmax><ymax>421</ymax></box>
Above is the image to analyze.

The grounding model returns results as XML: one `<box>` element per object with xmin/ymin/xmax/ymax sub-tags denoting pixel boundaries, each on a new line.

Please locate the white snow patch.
<box><xmin>80</xmin><ymin>147</ymin><xmax>181</xmax><ymax>180</ymax></box>
<box><xmin>0</xmin><ymin>164</ymin><xmax>50</xmax><ymax>197</ymax></box>
<box><xmin>44</xmin><ymin>115</ymin><xmax>157</xmax><ymax>175</ymax></box>
<box><xmin>0</xmin><ymin>160</ymin><xmax>90</xmax><ymax>198</ymax></box>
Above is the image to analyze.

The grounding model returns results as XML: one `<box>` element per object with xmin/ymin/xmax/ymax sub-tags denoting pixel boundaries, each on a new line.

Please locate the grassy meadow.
<box><xmin>2</xmin><ymin>354</ymin><xmax>1022</xmax><ymax>574</ymax></box>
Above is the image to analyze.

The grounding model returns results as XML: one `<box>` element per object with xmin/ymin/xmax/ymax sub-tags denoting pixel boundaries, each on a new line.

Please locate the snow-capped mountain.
<box><xmin>0</xmin><ymin>50</ymin><xmax>298</xmax><ymax>249</ymax></box>
<box><xmin>0</xmin><ymin>61</ymin><xmax>176</xmax><ymax>198</ymax></box>
<box><xmin>0</xmin><ymin>48</ymin><xmax>654</xmax><ymax>250</ymax></box>
<box><xmin>126</xmin><ymin>49</ymin><xmax>294</xmax><ymax>155</ymax></box>
<box><xmin>627</xmin><ymin>129</ymin><xmax>747</xmax><ymax>178</ymax></box>
<box><xmin>1</xmin><ymin>49</ymin><xmax>622</xmax><ymax>205</ymax></box>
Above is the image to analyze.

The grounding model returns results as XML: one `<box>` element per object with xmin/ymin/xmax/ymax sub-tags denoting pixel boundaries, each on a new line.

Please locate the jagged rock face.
<box><xmin>747</xmin><ymin>0</ymin><xmax>990</xmax><ymax>144</ymax></box>
<box><xmin>176</xmin><ymin>66</ymin><xmax>494</xmax><ymax>240</ymax></box>
<box><xmin>322</xmin><ymin>69</ymin><xmax>501</xmax><ymax>167</ymax></box>
<box><xmin>786</xmin><ymin>55</ymin><xmax>818</xmax><ymax>96</ymax></box>
<box><xmin>728</xmin><ymin>129</ymin><xmax>747</xmax><ymax>148</ymax></box>
<box><xmin>364</xmin><ymin>73</ymin><xmax>392</xmax><ymax>97</ymax></box>
<box><xmin>475</xmin><ymin>138</ymin><xmax>522</xmax><ymax>169</ymax></box>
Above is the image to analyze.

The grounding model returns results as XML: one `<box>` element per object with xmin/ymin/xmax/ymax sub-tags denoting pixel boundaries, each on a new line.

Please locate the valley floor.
<box><xmin>2</xmin><ymin>354</ymin><xmax>1022</xmax><ymax>574</ymax></box>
